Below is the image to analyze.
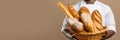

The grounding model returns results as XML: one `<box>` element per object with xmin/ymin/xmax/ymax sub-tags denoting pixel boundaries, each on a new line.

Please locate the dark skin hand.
<box><xmin>102</xmin><ymin>30</ymin><xmax>115</xmax><ymax>40</ymax></box>
<box><xmin>62</xmin><ymin>29</ymin><xmax>77</xmax><ymax>40</ymax></box>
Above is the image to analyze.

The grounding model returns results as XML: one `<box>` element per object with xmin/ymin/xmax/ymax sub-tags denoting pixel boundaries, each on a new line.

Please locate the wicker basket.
<box><xmin>70</xmin><ymin>27</ymin><xmax>108</xmax><ymax>40</ymax></box>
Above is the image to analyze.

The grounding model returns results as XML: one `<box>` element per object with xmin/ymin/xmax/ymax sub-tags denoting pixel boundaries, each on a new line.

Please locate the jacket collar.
<box><xmin>81</xmin><ymin>0</ymin><xmax>98</xmax><ymax>5</ymax></box>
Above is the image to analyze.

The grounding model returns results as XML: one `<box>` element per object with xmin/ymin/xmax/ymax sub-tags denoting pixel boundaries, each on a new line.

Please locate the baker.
<box><xmin>61</xmin><ymin>0</ymin><xmax>116</xmax><ymax>40</ymax></box>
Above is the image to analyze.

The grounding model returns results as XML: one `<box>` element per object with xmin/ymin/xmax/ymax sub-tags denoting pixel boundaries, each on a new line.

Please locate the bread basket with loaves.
<box><xmin>58</xmin><ymin>1</ymin><xmax>108</xmax><ymax>40</ymax></box>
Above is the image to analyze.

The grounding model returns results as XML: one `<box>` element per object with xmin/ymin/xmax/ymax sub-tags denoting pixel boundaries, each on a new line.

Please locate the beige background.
<box><xmin>0</xmin><ymin>0</ymin><xmax>119</xmax><ymax>40</ymax></box>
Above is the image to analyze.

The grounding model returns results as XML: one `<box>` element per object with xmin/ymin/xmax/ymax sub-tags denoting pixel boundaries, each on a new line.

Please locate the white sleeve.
<box><xmin>61</xmin><ymin>17</ymin><xmax>69</xmax><ymax>32</ymax></box>
<box><xmin>105</xmin><ymin>6</ymin><xmax>116</xmax><ymax>32</ymax></box>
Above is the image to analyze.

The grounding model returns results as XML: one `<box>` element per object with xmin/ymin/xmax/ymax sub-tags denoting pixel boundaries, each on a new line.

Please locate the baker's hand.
<box><xmin>62</xmin><ymin>29</ymin><xmax>77</xmax><ymax>40</ymax></box>
<box><xmin>67</xmin><ymin>18</ymin><xmax>84</xmax><ymax>32</ymax></box>
<box><xmin>101</xmin><ymin>30</ymin><xmax>115</xmax><ymax>40</ymax></box>
<box><xmin>69</xmin><ymin>34</ymin><xmax>77</xmax><ymax>40</ymax></box>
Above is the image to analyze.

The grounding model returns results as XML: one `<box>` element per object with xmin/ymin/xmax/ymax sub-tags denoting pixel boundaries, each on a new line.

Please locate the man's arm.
<box><xmin>103</xmin><ymin>6</ymin><xmax>116</xmax><ymax>40</ymax></box>
<box><xmin>61</xmin><ymin>17</ymin><xmax>77</xmax><ymax>40</ymax></box>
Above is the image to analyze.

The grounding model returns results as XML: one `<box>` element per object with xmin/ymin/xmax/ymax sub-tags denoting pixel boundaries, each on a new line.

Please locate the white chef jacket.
<box><xmin>61</xmin><ymin>0</ymin><xmax>116</xmax><ymax>32</ymax></box>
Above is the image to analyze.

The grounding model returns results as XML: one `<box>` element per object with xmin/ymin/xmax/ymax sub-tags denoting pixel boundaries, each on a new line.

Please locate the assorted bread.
<box><xmin>58</xmin><ymin>1</ymin><xmax>107</xmax><ymax>34</ymax></box>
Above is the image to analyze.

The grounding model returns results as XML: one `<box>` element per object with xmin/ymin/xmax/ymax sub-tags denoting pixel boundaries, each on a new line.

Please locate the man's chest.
<box><xmin>78</xmin><ymin>5</ymin><xmax>107</xmax><ymax>18</ymax></box>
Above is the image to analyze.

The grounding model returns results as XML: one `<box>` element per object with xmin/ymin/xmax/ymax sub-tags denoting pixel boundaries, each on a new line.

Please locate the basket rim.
<box><xmin>78</xmin><ymin>27</ymin><xmax>108</xmax><ymax>35</ymax></box>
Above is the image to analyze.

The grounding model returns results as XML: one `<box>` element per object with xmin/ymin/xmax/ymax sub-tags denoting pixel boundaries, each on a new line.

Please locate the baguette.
<box><xmin>79</xmin><ymin>7</ymin><xmax>90</xmax><ymax>15</ymax></box>
<box><xmin>92</xmin><ymin>10</ymin><xmax>102</xmax><ymax>24</ymax></box>
<box><xmin>79</xmin><ymin>7</ymin><xmax>95</xmax><ymax>32</ymax></box>
<box><xmin>57</xmin><ymin>1</ymin><xmax>73</xmax><ymax>18</ymax></box>
<box><xmin>92</xmin><ymin>10</ymin><xmax>103</xmax><ymax>31</ymax></box>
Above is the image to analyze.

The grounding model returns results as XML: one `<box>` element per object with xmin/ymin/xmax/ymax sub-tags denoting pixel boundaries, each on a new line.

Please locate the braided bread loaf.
<box><xmin>92</xmin><ymin>10</ymin><xmax>103</xmax><ymax>31</ymax></box>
